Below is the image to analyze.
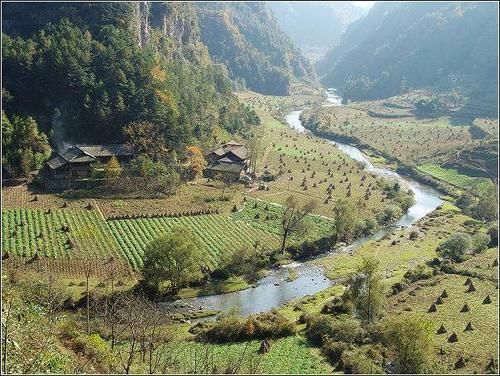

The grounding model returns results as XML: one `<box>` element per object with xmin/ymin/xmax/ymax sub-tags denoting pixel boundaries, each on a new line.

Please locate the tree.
<box><xmin>383</xmin><ymin>315</ymin><xmax>434</xmax><ymax>374</ymax></box>
<box><xmin>331</xmin><ymin>199</ymin><xmax>358</xmax><ymax>244</ymax></box>
<box><xmin>436</xmin><ymin>233</ymin><xmax>472</xmax><ymax>262</ymax></box>
<box><xmin>1</xmin><ymin>112</ymin><xmax>51</xmax><ymax>177</ymax></box>
<box><xmin>280</xmin><ymin>196</ymin><xmax>317</xmax><ymax>254</ymax></box>
<box><xmin>348</xmin><ymin>257</ymin><xmax>384</xmax><ymax>322</ymax></box>
<box><xmin>123</xmin><ymin>121</ymin><xmax>169</xmax><ymax>161</ymax></box>
<box><xmin>471</xmin><ymin>185</ymin><xmax>498</xmax><ymax>221</ymax></box>
<box><xmin>104</xmin><ymin>156</ymin><xmax>122</xmax><ymax>179</ymax></box>
<box><xmin>247</xmin><ymin>131</ymin><xmax>263</xmax><ymax>174</ymax></box>
<box><xmin>185</xmin><ymin>145</ymin><xmax>207</xmax><ymax>178</ymax></box>
<box><xmin>214</xmin><ymin>172</ymin><xmax>236</xmax><ymax>199</ymax></box>
<box><xmin>142</xmin><ymin>227</ymin><xmax>204</xmax><ymax>294</ymax></box>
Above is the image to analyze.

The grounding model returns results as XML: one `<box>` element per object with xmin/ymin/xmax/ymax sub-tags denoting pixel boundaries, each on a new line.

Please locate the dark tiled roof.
<box><xmin>46</xmin><ymin>143</ymin><xmax>133</xmax><ymax>169</ymax></box>
<box><xmin>76</xmin><ymin>144</ymin><xmax>133</xmax><ymax>158</ymax></box>
<box><xmin>228</xmin><ymin>147</ymin><xmax>247</xmax><ymax>160</ymax></box>
<box><xmin>46</xmin><ymin>155</ymin><xmax>68</xmax><ymax>169</ymax></box>
<box><xmin>205</xmin><ymin>161</ymin><xmax>244</xmax><ymax>173</ymax></box>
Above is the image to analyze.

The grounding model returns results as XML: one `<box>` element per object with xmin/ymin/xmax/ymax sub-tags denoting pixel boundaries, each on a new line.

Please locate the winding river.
<box><xmin>167</xmin><ymin>91</ymin><xmax>443</xmax><ymax>317</ymax></box>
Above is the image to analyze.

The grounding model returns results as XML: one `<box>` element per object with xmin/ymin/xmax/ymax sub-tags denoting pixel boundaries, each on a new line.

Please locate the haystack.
<box><xmin>436</xmin><ymin>324</ymin><xmax>447</xmax><ymax>334</ymax></box>
<box><xmin>448</xmin><ymin>332</ymin><xmax>458</xmax><ymax>343</ymax></box>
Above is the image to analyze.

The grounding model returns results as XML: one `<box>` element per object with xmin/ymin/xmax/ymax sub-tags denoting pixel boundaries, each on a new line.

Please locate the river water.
<box><xmin>166</xmin><ymin>91</ymin><xmax>442</xmax><ymax>317</ymax></box>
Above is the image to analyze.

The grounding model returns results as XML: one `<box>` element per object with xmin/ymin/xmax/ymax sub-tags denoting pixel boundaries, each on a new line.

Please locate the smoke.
<box><xmin>51</xmin><ymin>108</ymin><xmax>72</xmax><ymax>152</ymax></box>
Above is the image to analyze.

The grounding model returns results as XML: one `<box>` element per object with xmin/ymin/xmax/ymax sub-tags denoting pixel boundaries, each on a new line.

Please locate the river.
<box><xmin>166</xmin><ymin>91</ymin><xmax>443</xmax><ymax>318</ymax></box>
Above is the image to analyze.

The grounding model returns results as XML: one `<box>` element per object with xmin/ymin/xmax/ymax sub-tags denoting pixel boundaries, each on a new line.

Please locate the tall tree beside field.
<box><xmin>280</xmin><ymin>196</ymin><xmax>317</xmax><ymax>254</ymax></box>
<box><xmin>348</xmin><ymin>256</ymin><xmax>384</xmax><ymax>323</ymax></box>
<box><xmin>331</xmin><ymin>199</ymin><xmax>358</xmax><ymax>244</ymax></box>
<box><xmin>185</xmin><ymin>146</ymin><xmax>207</xmax><ymax>178</ymax></box>
<box><xmin>104</xmin><ymin>156</ymin><xmax>122</xmax><ymax>179</ymax></box>
<box><xmin>142</xmin><ymin>227</ymin><xmax>204</xmax><ymax>294</ymax></box>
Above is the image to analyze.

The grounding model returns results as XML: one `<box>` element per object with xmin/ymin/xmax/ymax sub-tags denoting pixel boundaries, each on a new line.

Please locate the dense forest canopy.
<box><xmin>1</xmin><ymin>1</ymin><xmax>312</xmax><ymax>177</ymax></box>
<box><xmin>318</xmin><ymin>2</ymin><xmax>498</xmax><ymax>106</ymax></box>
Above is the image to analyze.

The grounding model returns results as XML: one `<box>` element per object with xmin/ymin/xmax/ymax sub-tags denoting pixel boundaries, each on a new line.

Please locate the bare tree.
<box><xmin>280</xmin><ymin>196</ymin><xmax>317</xmax><ymax>254</ymax></box>
<box><xmin>83</xmin><ymin>260</ymin><xmax>93</xmax><ymax>335</ymax></box>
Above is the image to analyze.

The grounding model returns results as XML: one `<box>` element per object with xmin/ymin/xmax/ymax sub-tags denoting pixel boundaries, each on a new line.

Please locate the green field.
<box><xmin>302</xmin><ymin>103</ymin><xmax>476</xmax><ymax>165</ymax></box>
<box><xmin>148</xmin><ymin>336</ymin><xmax>330</xmax><ymax>374</ymax></box>
<box><xmin>2</xmin><ymin>208</ymin><xmax>120</xmax><ymax>259</ymax></box>
<box><xmin>416</xmin><ymin>164</ymin><xmax>493</xmax><ymax>193</ymax></box>
<box><xmin>107</xmin><ymin>214</ymin><xmax>280</xmax><ymax>270</ymax></box>
<box><xmin>1</xmin><ymin>208</ymin><xmax>280</xmax><ymax>273</ymax></box>
<box><xmin>231</xmin><ymin>198</ymin><xmax>333</xmax><ymax>243</ymax></box>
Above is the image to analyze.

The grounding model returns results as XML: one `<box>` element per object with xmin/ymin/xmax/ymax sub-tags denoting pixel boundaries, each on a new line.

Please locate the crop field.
<box><xmin>2</xmin><ymin>185</ymin><xmax>88</xmax><ymax>209</ymax></box>
<box><xmin>387</xmin><ymin>273</ymin><xmax>497</xmax><ymax>374</ymax></box>
<box><xmin>302</xmin><ymin>105</ymin><xmax>476</xmax><ymax>164</ymax></box>
<box><xmin>244</xmin><ymin>112</ymin><xmax>391</xmax><ymax>219</ymax></box>
<box><xmin>2</xmin><ymin>183</ymin><xmax>245</xmax><ymax>218</ymax></box>
<box><xmin>1</xmin><ymin>208</ymin><xmax>131</xmax><ymax>277</ymax></box>
<box><xmin>161</xmin><ymin>336</ymin><xmax>330</xmax><ymax>374</ymax></box>
<box><xmin>96</xmin><ymin>182</ymin><xmax>244</xmax><ymax>218</ymax></box>
<box><xmin>237</xmin><ymin>87</ymin><xmax>324</xmax><ymax>119</ymax></box>
<box><xmin>2</xmin><ymin>208</ymin><xmax>120</xmax><ymax>259</ymax></box>
<box><xmin>416</xmin><ymin>164</ymin><xmax>494</xmax><ymax>193</ymax></box>
<box><xmin>231</xmin><ymin>198</ymin><xmax>333</xmax><ymax>242</ymax></box>
<box><xmin>1</xmin><ymin>207</ymin><xmax>280</xmax><ymax>273</ymax></box>
<box><xmin>107</xmin><ymin>214</ymin><xmax>280</xmax><ymax>270</ymax></box>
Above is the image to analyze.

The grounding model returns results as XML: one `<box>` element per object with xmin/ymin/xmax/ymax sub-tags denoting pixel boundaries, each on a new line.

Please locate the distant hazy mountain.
<box><xmin>318</xmin><ymin>2</ymin><xmax>498</xmax><ymax>107</ymax></box>
<box><xmin>267</xmin><ymin>1</ymin><xmax>367</xmax><ymax>63</ymax></box>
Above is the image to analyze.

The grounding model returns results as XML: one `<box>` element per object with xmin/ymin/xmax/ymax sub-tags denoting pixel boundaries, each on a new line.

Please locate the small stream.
<box><xmin>165</xmin><ymin>91</ymin><xmax>442</xmax><ymax>318</ymax></box>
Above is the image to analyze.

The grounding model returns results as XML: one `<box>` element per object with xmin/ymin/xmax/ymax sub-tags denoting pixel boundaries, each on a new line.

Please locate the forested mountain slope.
<box><xmin>195</xmin><ymin>2</ymin><xmax>315</xmax><ymax>95</ymax></box>
<box><xmin>2</xmin><ymin>1</ymin><xmax>261</xmax><ymax>156</ymax></box>
<box><xmin>318</xmin><ymin>2</ymin><xmax>498</xmax><ymax>108</ymax></box>
<box><xmin>268</xmin><ymin>1</ymin><xmax>367</xmax><ymax>63</ymax></box>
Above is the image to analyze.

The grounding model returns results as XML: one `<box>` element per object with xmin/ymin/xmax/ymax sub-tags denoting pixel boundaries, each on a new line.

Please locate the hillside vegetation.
<box><xmin>318</xmin><ymin>2</ymin><xmax>498</xmax><ymax>116</ymax></box>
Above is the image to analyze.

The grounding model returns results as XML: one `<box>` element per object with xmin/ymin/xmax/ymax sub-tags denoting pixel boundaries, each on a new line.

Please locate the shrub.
<box><xmin>487</xmin><ymin>225</ymin><xmax>498</xmax><ymax>247</ymax></box>
<box><xmin>402</xmin><ymin>265</ymin><xmax>433</xmax><ymax>283</ymax></box>
<box><xmin>71</xmin><ymin>334</ymin><xmax>118</xmax><ymax>373</ymax></box>
<box><xmin>472</xmin><ymin>233</ymin><xmax>491</xmax><ymax>254</ymax></box>
<box><xmin>198</xmin><ymin>310</ymin><xmax>294</xmax><ymax>343</ymax></box>
<box><xmin>341</xmin><ymin>346</ymin><xmax>385</xmax><ymax>374</ymax></box>
<box><xmin>322</xmin><ymin>296</ymin><xmax>352</xmax><ymax>315</ymax></box>
<box><xmin>436</xmin><ymin>233</ymin><xmax>472</xmax><ymax>262</ymax></box>
<box><xmin>305</xmin><ymin>314</ymin><xmax>364</xmax><ymax>345</ymax></box>
<box><xmin>322</xmin><ymin>339</ymin><xmax>349</xmax><ymax>364</ymax></box>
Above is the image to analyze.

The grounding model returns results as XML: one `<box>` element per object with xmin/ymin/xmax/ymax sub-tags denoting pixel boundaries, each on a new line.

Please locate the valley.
<box><xmin>1</xmin><ymin>2</ymin><xmax>498</xmax><ymax>375</ymax></box>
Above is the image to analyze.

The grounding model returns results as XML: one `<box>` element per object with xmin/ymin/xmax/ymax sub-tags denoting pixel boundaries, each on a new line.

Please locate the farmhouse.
<box><xmin>45</xmin><ymin>144</ymin><xmax>135</xmax><ymax>179</ymax></box>
<box><xmin>203</xmin><ymin>140</ymin><xmax>250</xmax><ymax>182</ymax></box>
